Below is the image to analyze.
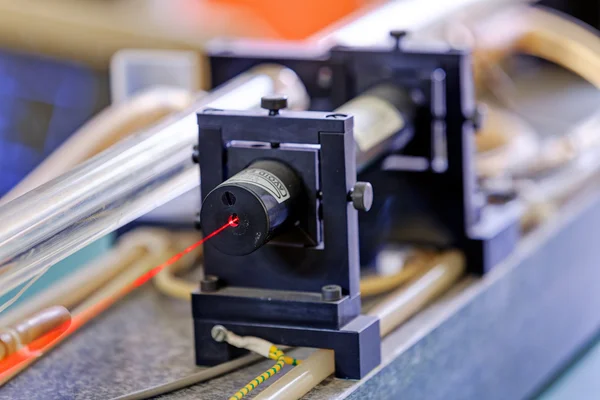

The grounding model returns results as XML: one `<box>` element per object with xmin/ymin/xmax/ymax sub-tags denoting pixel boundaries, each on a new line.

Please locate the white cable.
<box><xmin>211</xmin><ymin>325</ymin><xmax>273</xmax><ymax>358</ymax></box>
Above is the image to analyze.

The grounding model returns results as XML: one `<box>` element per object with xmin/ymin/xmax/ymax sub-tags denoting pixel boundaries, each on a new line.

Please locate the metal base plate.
<box><xmin>194</xmin><ymin>315</ymin><xmax>380</xmax><ymax>379</ymax></box>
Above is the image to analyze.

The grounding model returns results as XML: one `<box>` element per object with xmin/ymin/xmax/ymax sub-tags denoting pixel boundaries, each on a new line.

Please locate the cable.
<box><xmin>254</xmin><ymin>251</ymin><xmax>466</xmax><ymax>400</ymax></box>
<box><xmin>208</xmin><ymin>326</ymin><xmax>301</xmax><ymax>399</ymax></box>
<box><xmin>152</xmin><ymin>252</ymin><xmax>199</xmax><ymax>301</ymax></box>
<box><xmin>360</xmin><ymin>251</ymin><xmax>435</xmax><ymax>297</ymax></box>
<box><xmin>154</xmin><ymin>249</ymin><xmax>436</xmax><ymax>301</ymax></box>
<box><xmin>444</xmin><ymin>6</ymin><xmax>600</xmax><ymax>180</ymax></box>
<box><xmin>111</xmin><ymin>344</ymin><xmax>294</xmax><ymax>400</ymax></box>
<box><xmin>114</xmin><ymin>251</ymin><xmax>465</xmax><ymax>400</ymax></box>
<box><xmin>112</xmin><ymin>353</ymin><xmax>263</xmax><ymax>400</ymax></box>
<box><xmin>0</xmin><ymin>229</ymin><xmax>202</xmax><ymax>385</ymax></box>
<box><xmin>229</xmin><ymin>348</ymin><xmax>286</xmax><ymax>400</ymax></box>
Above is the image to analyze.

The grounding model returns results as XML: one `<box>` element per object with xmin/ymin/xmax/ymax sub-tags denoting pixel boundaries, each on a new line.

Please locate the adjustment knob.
<box><xmin>390</xmin><ymin>30</ymin><xmax>408</xmax><ymax>49</ymax></box>
<box><xmin>261</xmin><ymin>95</ymin><xmax>288</xmax><ymax>115</ymax></box>
<box><xmin>349</xmin><ymin>182</ymin><xmax>373</xmax><ymax>212</ymax></box>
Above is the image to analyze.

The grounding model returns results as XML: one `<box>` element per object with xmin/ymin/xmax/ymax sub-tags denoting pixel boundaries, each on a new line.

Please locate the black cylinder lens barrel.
<box><xmin>200</xmin><ymin>159</ymin><xmax>303</xmax><ymax>256</ymax></box>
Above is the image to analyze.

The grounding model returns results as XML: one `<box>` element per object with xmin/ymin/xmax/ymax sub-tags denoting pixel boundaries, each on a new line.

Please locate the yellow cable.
<box><xmin>360</xmin><ymin>252</ymin><xmax>435</xmax><ymax>297</ymax></box>
<box><xmin>151</xmin><ymin>232</ymin><xmax>202</xmax><ymax>300</ymax></box>
<box><xmin>229</xmin><ymin>346</ymin><xmax>295</xmax><ymax>400</ymax></box>
<box><xmin>211</xmin><ymin>327</ymin><xmax>302</xmax><ymax>400</ymax></box>
<box><xmin>282</xmin><ymin>356</ymin><xmax>301</xmax><ymax>366</ymax></box>
<box><xmin>254</xmin><ymin>251</ymin><xmax>466</xmax><ymax>400</ymax></box>
<box><xmin>155</xmin><ymin>250</ymin><xmax>435</xmax><ymax>301</ymax></box>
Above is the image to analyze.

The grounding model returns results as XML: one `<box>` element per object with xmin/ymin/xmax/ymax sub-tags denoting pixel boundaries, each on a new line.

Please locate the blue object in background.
<box><xmin>0</xmin><ymin>49</ymin><xmax>111</xmax><ymax>309</ymax></box>
<box><xmin>0</xmin><ymin>49</ymin><xmax>109</xmax><ymax>196</ymax></box>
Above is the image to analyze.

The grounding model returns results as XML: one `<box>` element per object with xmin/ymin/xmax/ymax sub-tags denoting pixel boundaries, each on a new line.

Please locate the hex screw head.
<box><xmin>261</xmin><ymin>95</ymin><xmax>288</xmax><ymax>115</ymax></box>
<box><xmin>321</xmin><ymin>284</ymin><xmax>342</xmax><ymax>301</ymax></box>
<box><xmin>200</xmin><ymin>275</ymin><xmax>219</xmax><ymax>293</ymax></box>
<box><xmin>349</xmin><ymin>182</ymin><xmax>374</xmax><ymax>212</ymax></box>
<box><xmin>390</xmin><ymin>30</ymin><xmax>408</xmax><ymax>49</ymax></box>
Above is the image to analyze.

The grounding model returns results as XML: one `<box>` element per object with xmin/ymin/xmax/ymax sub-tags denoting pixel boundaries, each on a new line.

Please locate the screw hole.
<box><xmin>222</xmin><ymin>191</ymin><xmax>236</xmax><ymax>206</ymax></box>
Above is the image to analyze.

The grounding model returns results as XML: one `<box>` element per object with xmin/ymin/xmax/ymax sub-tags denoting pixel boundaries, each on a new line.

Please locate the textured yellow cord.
<box><xmin>229</xmin><ymin>346</ymin><xmax>300</xmax><ymax>400</ymax></box>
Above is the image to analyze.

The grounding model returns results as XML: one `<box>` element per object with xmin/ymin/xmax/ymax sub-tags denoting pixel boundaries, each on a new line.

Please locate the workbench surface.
<box><xmin>3</xmin><ymin>182</ymin><xmax>600</xmax><ymax>400</ymax></box>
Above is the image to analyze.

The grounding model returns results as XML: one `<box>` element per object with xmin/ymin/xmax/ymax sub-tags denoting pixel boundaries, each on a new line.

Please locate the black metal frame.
<box><xmin>208</xmin><ymin>40</ymin><xmax>520</xmax><ymax>275</ymax></box>
<box><xmin>193</xmin><ymin>108</ymin><xmax>380</xmax><ymax>379</ymax></box>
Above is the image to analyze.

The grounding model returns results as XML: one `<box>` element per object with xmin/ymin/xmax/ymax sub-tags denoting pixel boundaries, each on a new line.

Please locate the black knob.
<box><xmin>390</xmin><ymin>30</ymin><xmax>408</xmax><ymax>49</ymax></box>
<box><xmin>349</xmin><ymin>182</ymin><xmax>373</xmax><ymax>212</ymax></box>
<box><xmin>261</xmin><ymin>95</ymin><xmax>288</xmax><ymax>115</ymax></box>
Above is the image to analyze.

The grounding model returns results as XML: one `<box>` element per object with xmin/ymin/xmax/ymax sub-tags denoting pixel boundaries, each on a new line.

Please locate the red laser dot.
<box><xmin>229</xmin><ymin>214</ymin><xmax>239</xmax><ymax>227</ymax></box>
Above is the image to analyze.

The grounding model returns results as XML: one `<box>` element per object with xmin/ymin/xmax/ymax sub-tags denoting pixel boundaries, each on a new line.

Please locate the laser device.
<box><xmin>192</xmin><ymin>97</ymin><xmax>381</xmax><ymax>379</ymax></box>
<box><xmin>206</xmin><ymin>31</ymin><xmax>520</xmax><ymax>274</ymax></box>
<box><xmin>192</xmin><ymin>30</ymin><xmax>522</xmax><ymax>379</ymax></box>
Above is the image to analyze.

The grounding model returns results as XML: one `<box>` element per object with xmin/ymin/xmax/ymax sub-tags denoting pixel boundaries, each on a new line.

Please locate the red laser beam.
<box><xmin>132</xmin><ymin>215</ymin><xmax>238</xmax><ymax>287</ymax></box>
<box><xmin>0</xmin><ymin>214</ymin><xmax>239</xmax><ymax>381</ymax></box>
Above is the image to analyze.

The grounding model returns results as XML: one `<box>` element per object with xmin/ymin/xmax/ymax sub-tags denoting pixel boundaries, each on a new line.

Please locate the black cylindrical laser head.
<box><xmin>200</xmin><ymin>159</ymin><xmax>303</xmax><ymax>256</ymax></box>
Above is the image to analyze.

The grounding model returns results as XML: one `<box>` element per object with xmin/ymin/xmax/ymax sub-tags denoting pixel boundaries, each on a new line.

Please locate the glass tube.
<box><xmin>0</xmin><ymin>65</ymin><xmax>309</xmax><ymax>298</ymax></box>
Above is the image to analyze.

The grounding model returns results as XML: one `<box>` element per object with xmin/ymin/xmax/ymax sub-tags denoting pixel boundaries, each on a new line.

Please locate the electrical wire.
<box><xmin>229</xmin><ymin>348</ymin><xmax>286</xmax><ymax>400</ymax></box>
<box><xmin>254</xmin><ymin>251</ymin><xmax>466</xmax><ymax>400</ymax></box>
<box><xmin>152</xmin><ymin>255</ymin><xmax>199</xmax><ymax>301</ymax></box>
<box><xmin>112</xmin><ymin>354</ymin><xmax>263</xmax><ymax>400</ymax></box>
<box><xmin>0</xmin><ymin>229</ymin><xmax>203</xmax><ymax>384</ymax></box>
<box><xmin>153</xmin><ymin>249</ymin><xmax>436</xmax><ymax>301</ymax></box>
<box><xmin>113</xmin><ymin>251</ymin><xmax>465</xmax><ymax>400</ymax></box>
<box><xmin>360</xmin><ymin>251</ymin><xmax>435</xmax><ymax>297</ymax></box>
